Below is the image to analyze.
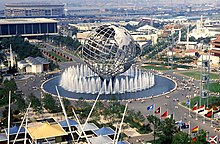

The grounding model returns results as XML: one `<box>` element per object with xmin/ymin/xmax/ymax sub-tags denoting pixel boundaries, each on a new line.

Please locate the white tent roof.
<box><xmin>77</xmin><ymin>123</ymin><xmax>99</xmax><ymax>133</ymax></box>
<box><xmin>88</xmin><ymin>135</ymin><xmax>113</xmax><ymax>144</ymax></box>
<box><xmin>137</xmin><ymin>24</ymin><xmax>157</xmax><ymax>31</ymax></box>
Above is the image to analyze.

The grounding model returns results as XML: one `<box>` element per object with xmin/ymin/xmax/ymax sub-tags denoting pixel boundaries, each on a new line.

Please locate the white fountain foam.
<box><xmin>59</xmin><ymin>65</ymin><xmax>155</xmax><ymax>94</ymax></box>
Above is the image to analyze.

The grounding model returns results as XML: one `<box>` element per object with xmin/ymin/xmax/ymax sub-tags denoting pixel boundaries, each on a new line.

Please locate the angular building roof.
<box><xmin>35</xmin><ymin>57</ymin><xmax>50</xmax><ymax>64</ymax></box>
<box><xmin>0</xmin><ymin>133</ymin><xmax>7</xmax><ymax>142</ymax></box>
<box><xmin>5</xmin><ymin>3</ymin><xmax>64</xmax><ymax>7</ymax></box>
<box><xmin>94</xmin><ymin>126</ymin><xmax>115</xmax><ymax>136</ymax></box>
<box><xmin>77</xmin><ymin>123</ymin><xmax>99</xmax><ymax>133</ymax></box>
<box><xmin>59</xmin><ymin>118</ymin><xmax>78</xmax><ymax>128</ymax></box>
<box><xmin>5</xmin><ymin>125</ymin><xmax>26</xmax><ymax>135</ymax></box>
<box><xmin>0</xmin><ymin>18</ymin><xmax>57</xmax><ymax>25</ymax></box>
<box><xmin>25</xmin><ymin>56</ymin><xmax>49</xmax><ymax>65</ymax></box>
<box><xmin>117</xmin><ymin>141</ymin><xmax>130</xmax><ymax>144</ymax></box>
<box><xmin>27</xmin><ymin>122</ymin><xmax>67</xmax><ymax>140</ymax></box>
<box><xmin>137</xmin><ymin>24</ymin><xmax>157</xmax><ymax>31</ymax></box>
<box><xmin>88</xmin><ymin>135</ymin><xmax>113</xmax><ymax>144</ymax></box>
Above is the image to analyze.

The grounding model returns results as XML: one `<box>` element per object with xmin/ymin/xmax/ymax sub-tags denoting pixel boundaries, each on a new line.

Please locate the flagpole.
<box><xmin>160</xmin><ymin>106</ymin><xmax>161</xmax><ymax>118</ymax></box>
<box><xmin>55</xmin><ymin>86</ymin><xmax>76</xmax><ymax>142</ymax></box>
<box><xmin>13</xmin><ymin>103</ymin><xmax>31</xmax><ymax>144</ymax></box>
<box><xmin>180</xmin><ymin>116</ymin><xmax>183</xmax><ymax>131</ymax></box>
<box><xmin>7</xmin><ymin>91</ymin><xmax>11</xmax><ymax>144</ymax></box>
<box><xmin>152</xmin><ymin>100</ymin><xmax>155</xmax><ymax>144</ymax></box>
<box><xmin>72</xmin><ymin>108</ymin><xmax>89</xmax><ymax>144</ymax></box>
<box><xmin>196</xmin><ymin>111</ymin><xmax>198</xmax><ymax>120</ymax></box>
<box><xmin>112</xmin><ymin>122</ymin><xmax>118</xmax><ymax>144</ymax></box>
<box><xmin>203</xmin><ymin>103</ymin><xmax>206</xmax><ymax>124</ymax></box>
<box><xmin>24</xmin><ymin>110</ymin><xmax>28</xmax><ymax>144</ymax></box>
<box><xmin>115</xmin><ymin>102</ymin><xmax>128</xmax><ymax>144</ymax></box>
<box><xmin>188</xmin><ymin>121</ymin><xmax>190</xmax><ymax>136</ymax></box>
<box><xmin>188</xmin><ymin>99</ymin><xmax>191</xmax><ymax>117</ymax></box>
<box><xmin>153</xmin><ymin>104</ymin><xmax>155</xmax><ymax>116</ymax></box>
<box><xmin>206</xmin><ymin>129</ymin><xmax>209</xmax><ymax>142</ymax></box>
<box><xmin>188</xmin><ymin>103</ymin><xmax>190</xmax><ymax>117</ymax></box>
<box><xmin>211</xmin><ymin>110</ymin><xmax>213</xmax><ymax>128</ymax></box>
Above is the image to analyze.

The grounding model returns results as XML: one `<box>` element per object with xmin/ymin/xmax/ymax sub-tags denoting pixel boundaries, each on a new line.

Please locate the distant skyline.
<box><xmin>0</xmin><ymin>0</ymin><xmax>219</xmax><ymax>9</ymax></box>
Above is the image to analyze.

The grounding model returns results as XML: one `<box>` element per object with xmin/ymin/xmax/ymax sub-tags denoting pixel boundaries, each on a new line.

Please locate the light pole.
<box><xmin>188</xmin><ymin>95</ymin><xmax>191</xmax><ymax>117</ymax></box>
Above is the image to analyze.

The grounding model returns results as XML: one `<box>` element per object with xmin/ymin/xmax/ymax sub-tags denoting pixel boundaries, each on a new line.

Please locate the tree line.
<box><xmin>1</xmin><ymin>36</ymin><xmax>42</xmax><ymax>60</ymax></box>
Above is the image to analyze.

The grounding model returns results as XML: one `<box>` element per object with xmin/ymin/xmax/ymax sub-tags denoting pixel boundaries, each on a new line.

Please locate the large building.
<box><xmin>4</xmin><ymin>3</ymin><xmax>64</xmax><ymax>18</ymax></box>
<box><xmin>0</xmin><ymin>18</ymin><xmax>58</xmax><ymax>38</ymax></box>
<box><xmin>18</xmin><ymin>56</ymin><xmax>50</xmax><ymax>73</ymax></box>
<box><xmin>211</xmin><ymin>36</ymin><xmax>220</xmax><ymax>57</ymax></box>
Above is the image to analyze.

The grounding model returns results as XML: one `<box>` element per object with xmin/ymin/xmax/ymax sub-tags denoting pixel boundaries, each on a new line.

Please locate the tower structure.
<box><xmin>196</xmin><ymin>15</ymin><xmax>203</xmax><ymax>35</ymax></box>
<box><xmin>186</xmin><ymin>24</ymin><xmax>189</xmax><ymax>49</ymax></box>
<box><xmin>9</xmin><ymin>44</ymin><xmax>15</xmax><ymax>67</ymax></box>
<box><xmin>178</xmin><ymin>29</ymin><xmax>181</xmax><ymax>43</ymax></box>
<box><xmin>168</xmin><ymin>28</ymin><xmax>174</xmax><ymax>69</ymax></box>
<box><xmin>150</xmin><ymin>16</ymin><xmax>153</xmax><ymax>27</ymax></box>
<box><xmin>200</xmin><ymin>49</ymin><xmax>210</xmax><ymax>109</ymax></box>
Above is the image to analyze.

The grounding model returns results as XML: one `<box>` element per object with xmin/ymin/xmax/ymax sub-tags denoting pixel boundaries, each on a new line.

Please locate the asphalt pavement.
<box><xmin>126</xmin><ymin>70</ymin><xmax>219</xmax><ymax>143</ymax></box>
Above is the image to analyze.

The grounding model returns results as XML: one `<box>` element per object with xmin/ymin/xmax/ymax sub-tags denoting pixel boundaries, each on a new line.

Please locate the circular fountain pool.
<box><xmin>41</xmin><ymin>65</ymin><xmax>176</xmax><ymax>100</ymax></box>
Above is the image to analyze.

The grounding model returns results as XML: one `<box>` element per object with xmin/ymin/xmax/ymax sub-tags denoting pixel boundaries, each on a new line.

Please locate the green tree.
<box><xmin>15</xmin><ymin>94</ymin><xmax>26</xmax><ymax>112</ymax></box>
<box><xmin>193</xmin><ymin>130</ymin><xmax>207</xmax><ymax>144</ymax></box>
<box><xmin>42</xmin><ymin>94</ymin><xmax>61</xmax><ymax>113</ymax></box>
<box><xmin>63</xmin><ymin>98</ymin><xmax>71</xmax><ymax>109</ymax></box>
<box><xmin>147</xmin><ymin>115</ymin><xmax>161</xmax><ymax>143</ymax></box>
<box><xmin>49</xmin><ymin>35</ymin><xmax>81</xmax><ymax>52</ymax></box>
<box><xmin>147</xmin><ymin>115</ymin><xmax>178</xmax><ymax>144</ymax></box>
<box><xmin>28</xmin><ymin>93</ymin><xmax>42</xmax><ymax>112</ymax></box>
<box><xmin>157</xmin><ymin>118</ymin><xmax>178</xmax><ymax>144</ymax></box>
<box><xmin>172</xmin><ymin>131</ymin><xmax>191</xmax><ymax>144</ymax></box>
<box><xmin>1</xmin><ymin>36</ymin><xmax>42</xmax><ymax>60</ymax></box>
<box><xmin>4</xmin><ymin>80</ymin><xmax>17</xmax><ymax>92</ymax></box>
<box><xmin>49</xmin><ymin>60</ymin><xmax>59</xmax><ymax>71</ymax></box>
<box><xmin>189</xmin><ymin>36</ymin><xmax>196</xmax><ymax>42</ymax></box>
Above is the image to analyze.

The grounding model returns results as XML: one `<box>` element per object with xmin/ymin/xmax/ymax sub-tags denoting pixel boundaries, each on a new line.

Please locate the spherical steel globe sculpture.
<box><xmin>82</xmin><ymin>25</ymin><xmax>139</xmax><ymax>79</ymax></box>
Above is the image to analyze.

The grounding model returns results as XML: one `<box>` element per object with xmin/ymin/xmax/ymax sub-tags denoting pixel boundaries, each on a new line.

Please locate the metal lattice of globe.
<box><xmin>82</xmin><ymin>25</ymin><xmax>139</xmax><ymax>79</ymax></box>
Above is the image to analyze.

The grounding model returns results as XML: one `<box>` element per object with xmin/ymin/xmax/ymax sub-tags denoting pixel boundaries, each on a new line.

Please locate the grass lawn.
<box><xmin>47</xmin><ymin>51</ymin><xmax>68</xmax><ymax>62</ymax></box>
<box><xmin>142</xmin><ymin>65</ymin><xmax>170</xmax><ymax>71</ymax></box>
<box><xmin>181</xmin><ymin>96</ymin><xmax>220</xmax><ymax>108</ymax></box>
<box><xmin>178</xmin><ymin>71</ymin><xmax>219</xmax><ymax>80</ymax></box>
<box><xmin>209</xmin><ymin>83</ymin><xmax>220</xmax><ymax>93</ymax></box>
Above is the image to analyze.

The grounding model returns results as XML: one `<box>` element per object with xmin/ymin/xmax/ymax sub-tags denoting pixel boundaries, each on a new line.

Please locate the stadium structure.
<box><xmin>4</xmin><ymin>3</ymin><xmax>65</xmax><ymax>18</ymax></box>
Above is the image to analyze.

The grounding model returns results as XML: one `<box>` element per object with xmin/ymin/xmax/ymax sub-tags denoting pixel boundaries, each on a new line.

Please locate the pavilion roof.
<box><xmin>5</xmin><ymin>125</ymin><xmax>25</xmax><ymax>135</ymax></box>
<box><xmin>77</xmin><ymin>123</ymin><xmax>99</xmax><ymax>132</ymax></box>
<box><xmin>117</xmin><ymin>141</ymin><xmax>130</xmax><ymax>144</ymax></box>
<box><xmin>88</xmin><ymin>135</ymin><xmax>113</xmax><ymax>144</ymax></box>
<box><xmin>59</xmin><ymin>118</ymin><xmax>78</xmax><ymax>127</ymax></box>
<box><xmin>93</xmin><ymin>126</ymin><xmax>115</xmax><ymax>136</ymax></box>
<box><xmin>27</xmin><ymin>122</ymin><xmax>67</xmax><ymax>140</ymax></box>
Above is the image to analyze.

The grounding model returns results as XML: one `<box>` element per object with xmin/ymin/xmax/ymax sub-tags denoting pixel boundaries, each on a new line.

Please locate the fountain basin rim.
<box><xmin>41</xmin><ymin>74</ymin><xmax>177</xmax><ymax>102</ymax></box>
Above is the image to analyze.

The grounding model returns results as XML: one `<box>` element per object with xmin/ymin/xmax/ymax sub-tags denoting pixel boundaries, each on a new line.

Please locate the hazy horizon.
<box><xmin>0</xmin><ymin>0</ymin><xmax>218</xmax><ymax>10</ymax></box>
